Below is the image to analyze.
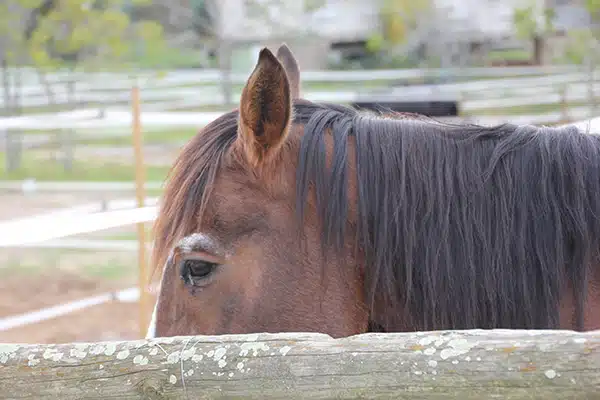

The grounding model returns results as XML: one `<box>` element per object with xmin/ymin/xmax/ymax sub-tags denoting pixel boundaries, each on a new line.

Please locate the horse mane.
<box><xmin>153</xmin><ymin>98</ymin><xmax>600</xmax><ymax>332</ymax></box>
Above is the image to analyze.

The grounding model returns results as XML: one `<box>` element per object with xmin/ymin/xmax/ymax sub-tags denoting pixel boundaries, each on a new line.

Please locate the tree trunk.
<box><xmin>533</xmin><ymin>35</ymin><xmax>544</xmax><ymax>65</ymax></box>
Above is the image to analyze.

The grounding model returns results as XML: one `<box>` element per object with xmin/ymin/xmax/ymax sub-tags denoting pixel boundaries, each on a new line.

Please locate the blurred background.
<box><xmin>0</xmin><ymin>0</ymin><xmax>599</xmax><ymax>344</ymax></box>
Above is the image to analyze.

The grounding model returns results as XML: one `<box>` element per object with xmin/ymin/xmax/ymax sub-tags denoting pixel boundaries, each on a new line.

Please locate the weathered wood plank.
<box><xmin>1</xmin><ymin>329</ymin><xmax>599</xmax><ymax>399</ymax></box>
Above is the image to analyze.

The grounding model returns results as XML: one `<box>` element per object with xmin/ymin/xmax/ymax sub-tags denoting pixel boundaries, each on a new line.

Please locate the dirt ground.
<box><xmin>0</xmin><ymin>191</ymin><xmax>158</xmax><ymax>344</ymax></box>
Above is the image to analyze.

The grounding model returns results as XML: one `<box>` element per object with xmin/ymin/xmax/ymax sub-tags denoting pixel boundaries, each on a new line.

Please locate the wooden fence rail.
<box><xmin>1</xmin><ymin>329</ymin><xmax>599</xmax><ymax>399</ymax></box>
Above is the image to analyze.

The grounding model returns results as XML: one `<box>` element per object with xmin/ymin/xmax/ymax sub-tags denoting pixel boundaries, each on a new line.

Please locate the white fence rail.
<box><xmin>8</xmin><ymin>64</ymin><xmax>584</xmax><ymax>87</ymax></box>
<box><xmin>2</xmin><ymin>67</ymin><xmax>599</xmax><ymax>111</ymax></box>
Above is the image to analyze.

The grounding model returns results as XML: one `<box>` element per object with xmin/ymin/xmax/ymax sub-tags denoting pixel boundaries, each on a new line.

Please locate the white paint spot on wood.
<box><xmin>42</xmin><ymin>348</ymin><xmax>63</xmax><ymax>362</ymax></box>
<box><xmin>89</xmin><ymin>344</ymin><xmax>106</xmax><ymax>355</ymax></box>
<box><xmin>0</xmin><ymin>345</ymin><xmax>18</xmax><ymax>364</ymax></box>
<box><xmin>165</xmin><ymin>351</ymin><xmax>181</xmax><ymax>364</ymax></box>
<box><xmin>104</xmin><ymin>344</ymin><xmax>117</xmax><ymax>356</ymax></box>
<box><xmin>464</xmin><ymin>356</ymin><xmax>471</xmax><ymax>362</ymax></box>
<box><xmin>452</xmin><ymin>360</ymin><xmax>459</xmax><ymax>365</ymax></box>
<box><xmin>70</xmin><ymin>348</ymin><xmax>87</xmax><ymax>359</ymax></box>
<box><xmin>418</xmin><ymin>336</ymin><xmax>438</xmax><ymax>346</ymax></box>
<box><xmin>237</xmin><ymin>362</ymin><xmax>244</xmax><ymax>371</ymax></box>
<box><xmin>573</xmin><ymin>338</ymin><xmax>587</xmax><ymax>344</ymax></box>
<box><xmin>133</xmin><ymin>355</ymin><xmax>149</xmax><ymax>366</ymax></box>
<box><xmin>228</xmin><ymin>372</ymin><xmax>234</xmax><ymax>378</ymax></box>
<box><xmin>116</xmin><ymin>350</ymin><xmax>130</xmax><ymax>360</ymax></box>
<box><xmin>279</xmin><ymin>346</ymin><xmax>292</xmax><ymax>356</ymax></box>
<box><xmin>27</xmin><ymin>354</ymin><xmax>40</xmax><ymax>367</ymax></box>
<box><xmin>428</xmin><ymin>360</ymin><xmax>437</xmax><ymax>368</ymax></box>
<box><xmin>169</xmin><ymin>375</ymin><xmax>177</xmax><ymax>384</ymax></box>
<box><xmin>545</xmin><ymin>369</ymin><xmax>557</xmax><ymax>379</ymax></box>
<box><xmin>183</xmin><ymin>369</ymin><xmax>195</xmax><ymax>377</ymax></box>
<box><xmin>239</xmin><ymin>342</ymin><xmax>269</xmax><ymax>357</ymax></box>
<box><xmin>438</xmin><ymin>337</ymin><xmax>476</xmax><ymax>360</ymax></box>
<box><xmin>206</xmin><ymin>350</ymin><xmax>215</xmax><ymax>358</ymax></box>
<box><xmin>191</xmin><ymin>354</ymin><xmax>203</xmax><ymax>363</ymax></box>
<box><xmin>149</xmin><ymin>348</ymin><xmax>159</xmax><ymax>356</ymax></box>
<box><xmin>181</xmin><ymin>348</ymin><xmax>197</xmax><ymax>361</ymax></box>
<box><xmin>218</xmin><ymin>359</ymin><xmax>227</xmax><ymax>368</ymax></box>
<box><xmin>213</xmin><ymin>347</ymin><xmax>227</xmax><ymax>361</ymax></box>
<box><xmin>476</xmin><ymin>357</ymin><xmax>481</xmax><ymax>361</ymax></box>
<box><xmin>99</xmin><ymin>364</ymin><xmax>104</xmax><ymax>370</ymax></box>
<box><xmin>424</xmin><ymin>347</ymin><xmax>436</xmax><ymax>356</ymax></box>
<box><xmin>414</xmin><ymin>370</ymin><xmax>423</xmax><ymax>375</ymax></box>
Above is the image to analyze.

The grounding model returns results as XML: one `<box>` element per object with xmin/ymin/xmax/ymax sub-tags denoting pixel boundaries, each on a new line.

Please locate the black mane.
<box><xmin>294</xmin><ymin>99</ymin><xmax>600</xmax><ymax>331</ymax></box>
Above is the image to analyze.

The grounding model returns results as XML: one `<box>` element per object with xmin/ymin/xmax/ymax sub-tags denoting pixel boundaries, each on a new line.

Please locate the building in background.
<box><xmin>142</xmin><ymin>0</ymin><xmax>595</xmax><ymax>70</ymax></box>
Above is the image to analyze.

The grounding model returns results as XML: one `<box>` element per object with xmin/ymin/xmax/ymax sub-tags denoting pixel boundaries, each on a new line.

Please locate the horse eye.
<box><xmin>179</xmin><ymin>259</ymin><xmax>218</xmax><ymax>286</ymax></box>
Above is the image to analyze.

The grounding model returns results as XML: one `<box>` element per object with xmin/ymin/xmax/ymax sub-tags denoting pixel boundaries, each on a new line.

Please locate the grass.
<box><xmin>83</xmin><ymin>261</ymin><xmax>136</xmax><ymax>281</ymax></box>
<box><xmin>0</xmin><ymin>152</ymin><xmax>171</xmax><ymax>182</ymax></box>
<box><xmin>487</xmin><ymin>49</ymin><xmax>532</xmax><ymax>63</ymax></box>
<box><xmin>1</xmin><ymin>248</ymin><xmax>137</xmax><ymax>282</ymax></box>
<box><xmin>101</xmin><ymin>228</ymin><xmax>153</xmax><ymax>242</ymax></box>
<box><xmin>72</xmin><ymin>127</ymin><xmax>199</xmax><ymax>146</ymax></box>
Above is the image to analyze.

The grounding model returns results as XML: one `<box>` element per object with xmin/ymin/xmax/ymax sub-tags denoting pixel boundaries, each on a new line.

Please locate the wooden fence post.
<box><xmin>131</xmin><ymin>85</ymin><xmax>150</xmax><ymax>339</ymax></box>
<box><xmin>1</xmin><ymin>330</ymin><xmax>599</xmax><ymax>399</ymax></box>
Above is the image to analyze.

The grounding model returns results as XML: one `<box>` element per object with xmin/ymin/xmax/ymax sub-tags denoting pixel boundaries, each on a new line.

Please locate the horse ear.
<box><xmin>276</xmin><ymin>43</ymin><xmax>300</xmax><ymax>99</ymax></box>
<box><xmin>237</xmin><ymin>47</ymin><xmax>292</xmax><ymax>167</ymax></box>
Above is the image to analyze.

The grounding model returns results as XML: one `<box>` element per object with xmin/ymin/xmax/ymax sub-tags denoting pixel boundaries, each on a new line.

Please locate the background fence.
<box><xmin>2</xmin><ymin>65</ymin><xmax>599</xmax><ymax>174</ymax></box>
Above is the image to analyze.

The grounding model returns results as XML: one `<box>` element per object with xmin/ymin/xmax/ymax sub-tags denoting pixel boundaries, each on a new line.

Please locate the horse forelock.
<box><xmin>151</xmin><ymin>110</ymin><xmax>239</xmax><ymax>281</ymax></box>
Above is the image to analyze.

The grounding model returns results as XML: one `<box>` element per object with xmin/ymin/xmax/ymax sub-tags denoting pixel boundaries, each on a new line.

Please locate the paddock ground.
<box><xmin>0</xmin><ymin>191</ymin><xmax>156</xmax><ymax>344</ymax></box>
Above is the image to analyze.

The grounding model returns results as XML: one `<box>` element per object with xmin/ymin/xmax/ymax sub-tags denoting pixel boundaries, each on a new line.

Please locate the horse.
<box><xmin>147</xmin><ymin>44</ymin><xmax>600</xmax><ymax>339</ymax></box>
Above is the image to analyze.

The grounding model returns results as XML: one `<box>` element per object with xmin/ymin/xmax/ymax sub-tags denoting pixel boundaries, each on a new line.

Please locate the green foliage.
<box><xmin>554</xmin><ymin>1</ymin><xmax>600</xmax><ymax>66</ymax></box>
<box><xmin>366</xmin><ymin>33</ymin><xmax>385</xmax><ymax>53</ymax></box>
<box><xmin>380</xmin><ymin>0</ymin><xmax>431</xmax><ymax>46</ymax></box>
<box><xmin>0</xmin><ymin>0</ymin><xmax>166</xmax><ymax>73</ymax></box>
<box><xmin>585</xmin><ymin>0</ymin><xmax>600</xmax><ymax>16</ymax></box>
<box><xmin>513</xmin><ymin>2</ymin><xmax>555</xmax><ymax>39</ymax></box>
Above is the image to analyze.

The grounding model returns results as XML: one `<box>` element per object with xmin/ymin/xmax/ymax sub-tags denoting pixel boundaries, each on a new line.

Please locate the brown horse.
<box><xmin>147</xmin><ymin>44</ymin><xmax>600</xmax><ymax>339</ymax></box>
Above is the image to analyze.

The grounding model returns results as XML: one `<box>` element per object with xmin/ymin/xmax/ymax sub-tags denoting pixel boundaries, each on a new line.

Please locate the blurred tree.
<box><xmin>189</xmin><ymin>0</ymin><xmax>320</xmax><ymax>106</ymax></box>
<box><xmin>512</xmin><ymin>1</ymin><xmax>555</xmax><ymax>65</ymax></box>
<box><xmin>381</xmin><ymin>0</ymin><xmax>430</xmax><ymax>46</ymax></box>
<box><xmin>0</xmin><ymin>0</ymin><xmax>166</xmax><ymax>113</ymax></box>
<box><xmin>367</xmin><ymin>0</ymin><xmax>432</xmax><ymax>66</ymax></box>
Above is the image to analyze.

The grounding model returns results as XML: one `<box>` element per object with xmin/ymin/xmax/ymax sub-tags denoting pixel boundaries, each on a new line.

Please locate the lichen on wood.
<box><xmin>0</xmin><ymin>329</ymin><xmax>599</xmax><ymax>399</ymax></box>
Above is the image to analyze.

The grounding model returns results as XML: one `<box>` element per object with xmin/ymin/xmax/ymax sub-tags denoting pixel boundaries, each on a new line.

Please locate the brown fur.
<box><xmin>237</xmin><ymin>48</ymin><xmax>292</xmax><ymax>169</ymax></box>
<box><xmin>276</xmin><ymin>43</ymin><xmax>301</xmax><ymax>99</ymax></box>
